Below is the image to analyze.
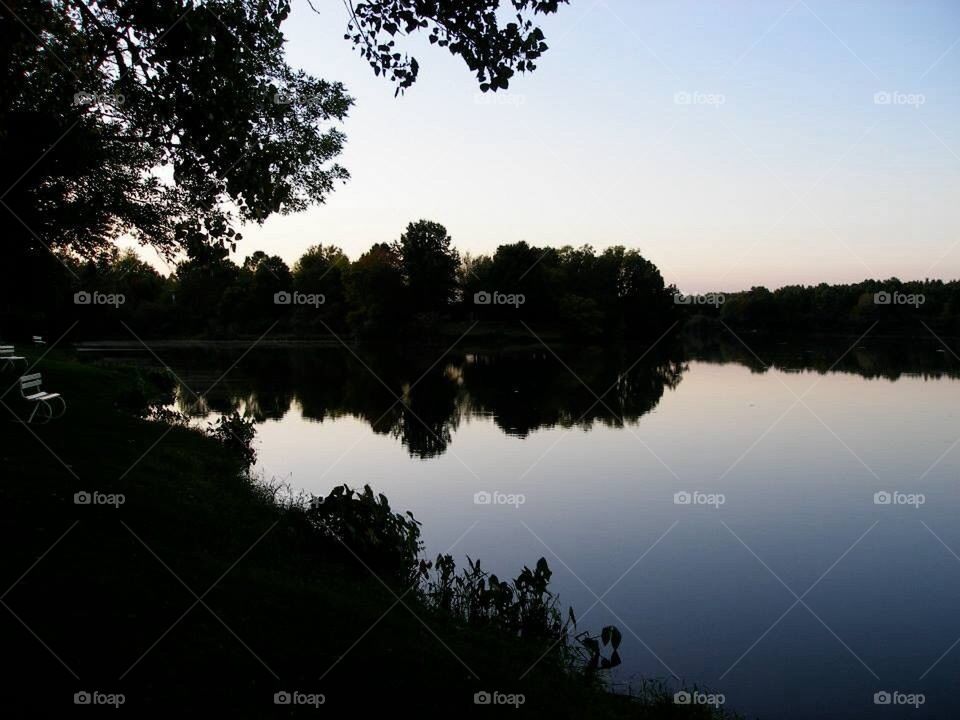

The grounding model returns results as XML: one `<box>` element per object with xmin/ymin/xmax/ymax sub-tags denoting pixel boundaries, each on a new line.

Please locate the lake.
<box><xmin>85</xmin><ymin>334</ymin><xmax>960</xmax><ymax>718</ymax></box>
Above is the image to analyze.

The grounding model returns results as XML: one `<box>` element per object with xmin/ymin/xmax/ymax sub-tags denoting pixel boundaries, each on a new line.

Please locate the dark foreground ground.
<box><xmin>0</xmin><ymin>348</ymin><xmax>740</xmax><ymax>718</ymax></box>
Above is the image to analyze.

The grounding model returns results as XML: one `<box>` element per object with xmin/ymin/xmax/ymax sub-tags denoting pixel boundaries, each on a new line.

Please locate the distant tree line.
<box><xmin>7</xmin><ymin>220</ymin><xmax>677</xmax><ymax>343</ymax></box>
<box><xmin>679</xmin><ymin>280</ymin><xmax>960</xmax><ymax>336</ymax></box>
<box><xmin>11</xmin><ymin>221</ymin><xmax>960</xmax><ymax>343</ymax></box>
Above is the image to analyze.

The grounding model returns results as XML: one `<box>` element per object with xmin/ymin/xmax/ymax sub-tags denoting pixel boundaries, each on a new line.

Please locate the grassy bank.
<box><xmin>0</xmin><ymin>350</ymin><xmax>739</xmax><ymax>718</ymax></box>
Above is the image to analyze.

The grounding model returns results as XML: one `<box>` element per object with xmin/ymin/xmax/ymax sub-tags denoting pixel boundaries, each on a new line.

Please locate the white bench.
<box><xmin>32</xmin><ymin>336</ymin><xmax>45</xmax><ymax>345</ymax></box>
<box><xmin>20</xmin><ymin>373</ymin><xmax>66</xmax><ymax>423</ymax></box>
<box><xmin>0</xmin><ymin>346</ymin><xmax>27</xmax><ymax>373</ymax></box>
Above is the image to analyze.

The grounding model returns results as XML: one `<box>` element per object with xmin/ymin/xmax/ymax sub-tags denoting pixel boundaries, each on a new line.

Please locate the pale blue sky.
<box><xmin>150</xmin><ymin>0</ymin><xmax>960</xmax><ymax>293</ymax></box>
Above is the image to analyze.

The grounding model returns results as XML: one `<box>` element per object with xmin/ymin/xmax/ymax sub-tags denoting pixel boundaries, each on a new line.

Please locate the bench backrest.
<box><xmin>0</xmin><ymin>346</ymin><xmax>14</xmax><ymax>355</ymax></box>
<box><xmin>21</xmin><ymin>373</ymin><xmax>42</xmax><ymax>392</ymax></box>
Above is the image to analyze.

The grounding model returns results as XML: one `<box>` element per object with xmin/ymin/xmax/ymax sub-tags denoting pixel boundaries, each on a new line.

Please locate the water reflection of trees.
<box><xmin>166</xmin><ymin>346</ymin><xmax>684</xmax><ymax>458</ymax></box>
<box><xmin>461</xmin><ymin>350</ymin><xmax>684</xmax><ymax>437</ymax></box>
<box><xmin>161</xmin><ymin>336</ymin><xmax>959</xmax><ymax>458</ymax></box>
<box><xmin>683</xmin><ymin>333</ymin><xmax>960</xmax><ymax>381</ymax></box>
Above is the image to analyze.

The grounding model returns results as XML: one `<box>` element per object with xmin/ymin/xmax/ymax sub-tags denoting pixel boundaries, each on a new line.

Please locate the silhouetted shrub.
<box><xmin>206</xmin><ymin>411</ymin><xmax>258</xmax><ymax>469</ymax></box>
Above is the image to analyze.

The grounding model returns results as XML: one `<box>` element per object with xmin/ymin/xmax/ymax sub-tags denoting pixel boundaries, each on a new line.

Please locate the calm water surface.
<box><xmin>93</xmin><ymin>338</ymin><xmax>960</xmax><ymax>719</ymax></box>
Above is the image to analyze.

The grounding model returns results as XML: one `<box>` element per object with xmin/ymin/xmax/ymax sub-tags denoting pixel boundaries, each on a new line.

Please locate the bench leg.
<box><xmin>24</xmin><ymin>399</ymin><xmax>65</xmax><ymax>423</ymax></box>
<box><xmin>52</xmin><ymin>397</ymin><xmax>67</xmax><ymax>419</ymax></box>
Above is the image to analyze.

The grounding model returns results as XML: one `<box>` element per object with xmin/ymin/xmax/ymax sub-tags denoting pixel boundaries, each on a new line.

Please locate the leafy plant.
<box><xmin>296</xmin><ymin>485</ymin><xmax>627</xmax><ymax>678</ymax></box>
<box><xmin>305</xmin><ymin>484</ymin><xmax>424</xmax><ymax>587</ymax></box>
<box><xmin>206</xmin><ymin>411</ymin><xmax>258</xmax><ymax>469</ymax></box>
<box><xmin>575</xmin><ymin>623</ymin><xmax>623</xmax><ymax>672</ymax></box>
<box><xmin>419</xmin><ymin>550</ymin><xmax>629</xmax><ymax>681</ymax></box>
<box><xmin>145</xmin><ymin>403</ymin><xmax>189</xmax><ymax>427</ymax></box>
<box><xmin>423</xmin><ymin>554</ymin><xmax>563</xmax><ymax>640</ymax></box>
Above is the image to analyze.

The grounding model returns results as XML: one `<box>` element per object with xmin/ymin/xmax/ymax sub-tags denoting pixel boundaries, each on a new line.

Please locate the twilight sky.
<box><xmin>142</xmin><ymin>0</ymin><xmax>960</xmax><ymax>293</ymax></box>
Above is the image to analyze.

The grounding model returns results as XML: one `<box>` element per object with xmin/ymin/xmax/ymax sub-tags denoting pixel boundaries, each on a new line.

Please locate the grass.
<box><xmin>0</xmin><ymin>348</ymin><xmax>742</xmax><ymax>718</ymax></box>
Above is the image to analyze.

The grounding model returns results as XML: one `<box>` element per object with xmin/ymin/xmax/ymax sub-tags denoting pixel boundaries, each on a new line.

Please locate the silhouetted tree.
<box><xmin>293</xmin><ymin>244</ymin><xmax>350</xmax><ymax>331</ymax></box>
<box><xmin>223</xmin><ymin>252</ymin><xmax>292</xmax><ymax>328</ymax></box>
<box><xmin>394</xmin><ymin>220</ymin><xmax>461</xmax><ymax>315</ymax></box>
<box><xmin>2</xmin><ymin>1</ymin><xmax>350</xmax><ymax>267</ymax></box>
<box><xmin>344</xmin><ymin>243</ymin><xmax>406</xmax><ymax>338</ymax></box>
<box><xmin>173</xmin><ymin>244</ymin><xmax>241</xmax><ymax>333</ymax></box>
<box><xmin>609</xmin><ymin>247</ymin><xmax>675</xmax><ymax>337</ymax></box>
<box><xmin>463</xmin><ymin>241</ymin><xmax>675</xmax><ymax>339</ymax></box>
<box><xmin>1</xmin><ymin>0</ymin><xmax>567</xmax><ymax>268</ymax></box>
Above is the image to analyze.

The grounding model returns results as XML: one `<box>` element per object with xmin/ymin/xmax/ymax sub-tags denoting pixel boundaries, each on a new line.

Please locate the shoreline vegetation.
<box><xmin>0</xmin><ymin>348</ymin><xmax>742</xmax><ymax>718</ymax></box>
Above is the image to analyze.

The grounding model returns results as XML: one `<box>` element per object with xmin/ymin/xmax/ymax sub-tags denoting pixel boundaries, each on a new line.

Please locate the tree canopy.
<box><xmin>395</xmin><ymin>220</ymin><xmax>461</xmax><ymax>314</ymax></box>
<box><xmin>0</xmin><ymin>0</ymin><xmax>568</xmax><ymax>267</ymax></box>
<box><xmin>338</xmin><ymin>0</ymin><xmax>566</xmax><ymax>93</ymax></box>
